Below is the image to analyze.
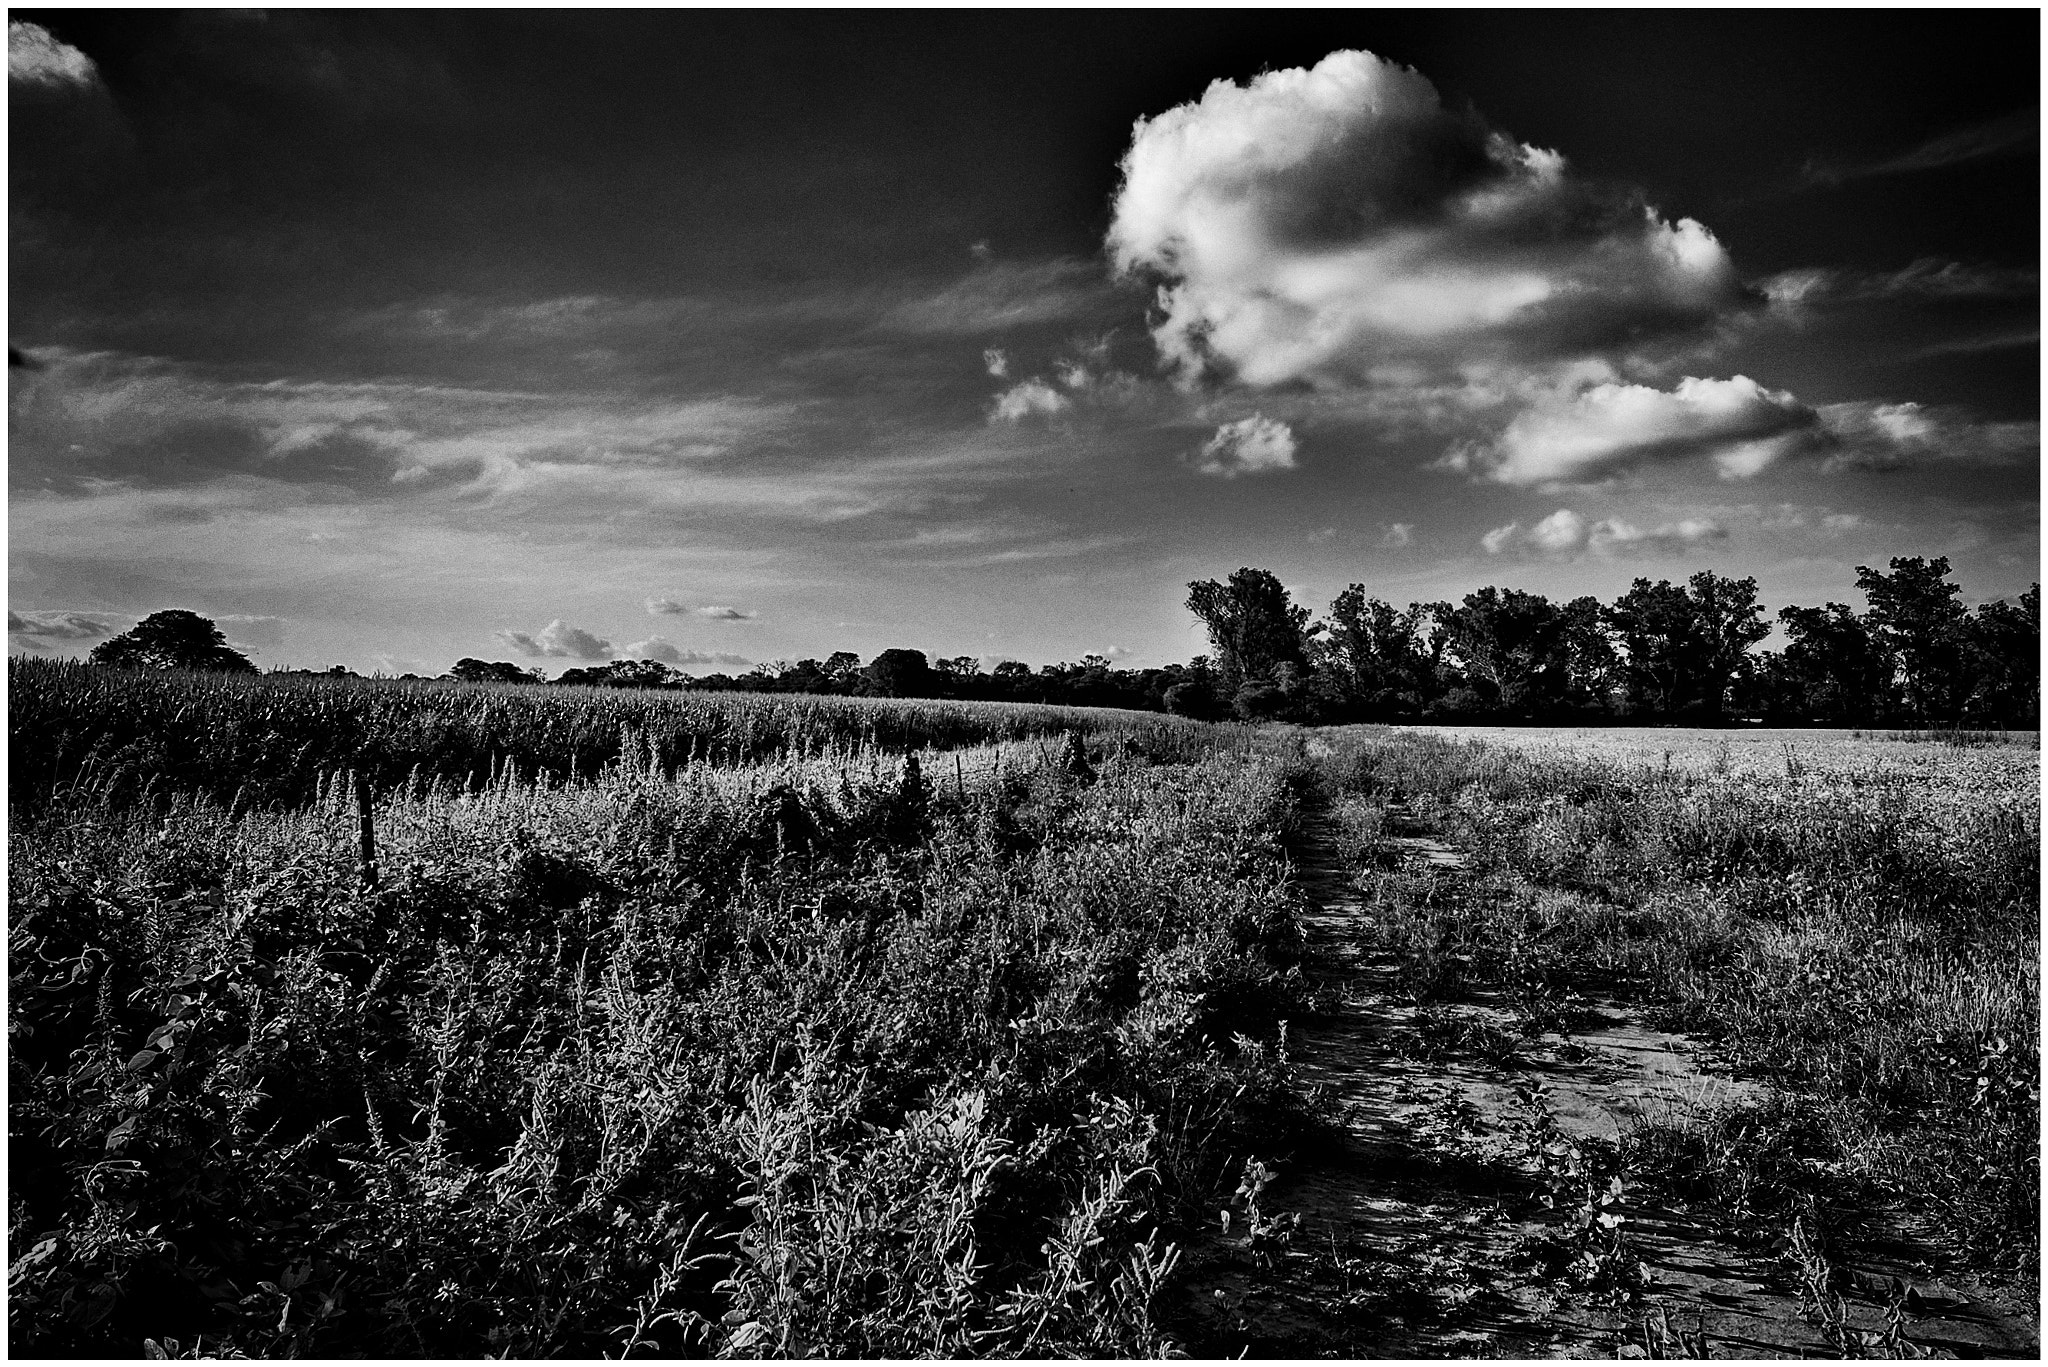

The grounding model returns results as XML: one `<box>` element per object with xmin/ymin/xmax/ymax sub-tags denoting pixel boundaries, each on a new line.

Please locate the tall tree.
<box><xmin>1770</xmin><ymin>603</ymin><xmax>1888</xmax><ymax>724</ymax></box>
<box><xmin>1316</xmin><ymin>587</ymin><xmax>1434</xmax><ymax>719</ymax></box>
<box><xmin>1438</xmin><ymin>587</ymin><xmax>1577</xmax><ymax>717</ymax></box>
<box><xmin>446</xmin><ymin>658</ymin><xmax>542</xmax><ymax>684</ymax></box>
<box><xmin>1960</xmin><ymin>584</ymin><xmax>2040</xmax><ymax>727</ymax></box>
<box><xmin>1857</xmin><ymin>556</ymin><xmax>1969</xmax><ymax>723</ymax></box>
<box><xmin>863</xmin><ymin>648</ymin><xmax>935</xmax><ymax>698</ymax></box>
<box><xmin>1605</xmin><ymin>572</ymin><xmax>1768</xmax><ymax>720</ymax></box>
<box><xmin>1185</xmin><ymin>568</ymin><xmax>1310</xmax><ymax>696</ymax></box>
<box><xmin>88</xmin><ymin>610</ymin><xmax>257</xmax><ymax>674</ymax></box>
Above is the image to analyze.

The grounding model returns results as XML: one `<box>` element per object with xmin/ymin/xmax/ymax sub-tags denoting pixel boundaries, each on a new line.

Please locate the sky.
<box><xmin>9</xmin><ymin>10</ymin><xmax>2039</xmax><ymax>675</ymax></box>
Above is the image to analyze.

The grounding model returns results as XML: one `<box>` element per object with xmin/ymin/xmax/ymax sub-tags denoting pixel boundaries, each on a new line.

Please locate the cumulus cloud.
<box><xmin>1816</xmin><ymin>401</ymin><xmax>2038</xmax><ymax>472</ymax></box>
<box><xmin>10</xmin><ymin>21</ymin><xmax>99</xmax><ymax>90</ymax></box>
<box><xmin>989</xmin><ymin>379</ymin><xmax>1071</xmax><ymax>423</ymax></box>
<box><xmin>1379</xmin><ymin>522</ymin><xmax>1415</xmax><ymax>548</ymax></box>
<box><xmin>8</xmin><ymin>608</ymin><xmax>114</xmax><ymax>639</ymax></box>
<box><xmin>1192</xmin><ymin>414</ymin><xmax>1297</xmax><ymax>478</ymax></box>
<box><xmin>645</xmin><ymin>597</ymin><xmax>685</xmax><ymax>615</ymax></box>
<box><xmin>623</xmin><ymin>636</ymin><xmax>752</xmax><ymax>668</ymax></box>
<box><xmin>1444</xmin><ymin>375</ymin><xmax>1821</xmax><ymax>485</ymax></box>
<box><xmin>1108</xmin><ymin>49</ymin><xmax>1748</xmax><ymax>389</ymax></box>
<box><xmin>983</xmin><ymin>348</ymin><xmax>1009</xmax><ymax>379</ymax></box>
<box><xmin>498</xmin><ymin>619</ymin><xmax>614</xmax><ymax>660</ymax></box>
<box><xmin>1482</xmin><ymin>508</ymin><xmax>1727</xmax><ymax>558</ymax></box>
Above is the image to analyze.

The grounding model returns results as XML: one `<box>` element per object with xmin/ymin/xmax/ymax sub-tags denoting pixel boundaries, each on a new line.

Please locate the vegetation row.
<box><xmin>65</xmin><ymin>553</ymin><xmax>2040</xmax><ymax>731</ymax></box>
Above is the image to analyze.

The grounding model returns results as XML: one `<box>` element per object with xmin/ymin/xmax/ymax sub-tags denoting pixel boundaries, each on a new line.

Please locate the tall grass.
<box><xmin>1318</xmin><ymin>729</ymin><xmax>2039</xmax><ymax>1276</ymax></box>
<box><xmin>10</xmin><ymin>723</ymin><xmax>1318</xmax><ymax>1357</ymax></box>
<box><xmin>9</xmin><ymin>656</ymin><xmax>1203</xmax><ymax>814</ymax></box>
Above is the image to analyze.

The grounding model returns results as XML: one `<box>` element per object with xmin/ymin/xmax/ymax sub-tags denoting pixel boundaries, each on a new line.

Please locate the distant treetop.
<box><xmin>87</xmin><ymin>610</ymin><xmax>257</xmax><ymax>674</ymax></box>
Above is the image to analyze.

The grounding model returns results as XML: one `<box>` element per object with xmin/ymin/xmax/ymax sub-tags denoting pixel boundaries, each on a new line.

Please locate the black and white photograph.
<box><xmin>9</xmin><ymin>8</ymin><xmax>2041</xmax><ymax>1358</ymax></box>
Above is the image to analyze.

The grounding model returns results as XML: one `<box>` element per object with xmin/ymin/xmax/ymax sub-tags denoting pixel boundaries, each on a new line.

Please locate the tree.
<box><xmin>1767</xmin><ymin>603</ymin><xmax>1888</xmax><ymax>724</ymax></box>
<box><xmin>863</xmin><ymin>648</ymin><xmax>935</xmax><ymax>698</ymax></box>
<box><xmin>1438</xmin><ymin>588</ymin><xmax>1578</xmax><ymax>718</ymax></box>
<box><xmin>1316</xmin><ymin>587</ymin><xmax>1435</xmax><ymax>720</ymax></box>
<box><xmin>88</xmin><ymin>610</ymin><xmax>257</xmax><ymax>674</ymax></box>
<box><xmin>1185</xmin><ymin>568</ymin><xmax>1311</xmax><ymax>695</ymax></box>
<box><xmin>1604</xmin><ymin>572</ymin><xmax>1768</xmax><ymax>720</ymax></box>
<box><xmin>446</xmin><ymin>658</ymin><xmax>543</xmax><ymax>685</ymax></box>
<box><xmin>555</xmin><ymin>659</ymin><xmax>679</xmax><ymax>689</ymax></box>
<box><xmin>1857</xmin><ymin>556</ymin><xmax>1969</xmax><ymax>723</ymax></box>
<box><xmin>820</xmin><ymin>651</ymin><xmax>863</xmax><ymax>692</ymax></box>
<box><xmin>1960</xmin><ymin>584</ymin><xmax>2040</xmax><ymax>727</ymax></box>
<box><xmin>1162</xmin><ymin>678</ymin><xmax>1220</xmax><ymax>719</ymax></box>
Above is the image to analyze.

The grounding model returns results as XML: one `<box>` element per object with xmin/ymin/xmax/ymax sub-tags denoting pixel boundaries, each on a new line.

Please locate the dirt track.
<box><xmin>1164</xmin><ymin>808</ymin><xmax>2039</xmax><ymax>1360</ymax></box>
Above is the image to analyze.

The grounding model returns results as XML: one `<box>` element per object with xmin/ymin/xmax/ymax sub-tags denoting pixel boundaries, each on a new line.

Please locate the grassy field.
<box><xmin>8</xmin><ymin>664</ymin><xmax>1312</xmax><ymax>1357</ymax></box>
<box><xmin>9</xmin><ymin>668</ymin><xmax>2038</xmax><ymax>1356</ymax></box>
<box><xmin>10</xmin><ymin>657</ymin><xmax>1203</xmax><ymax>812</ymax></box>
<box><xmin>1316</xmin><ymin>725</ymin><xmax>2038</xmax><ymax>1345</ymax></box>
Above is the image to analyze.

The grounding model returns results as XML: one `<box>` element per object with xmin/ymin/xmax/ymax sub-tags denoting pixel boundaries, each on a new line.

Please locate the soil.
<box><xmin>1162</xmin><ymin>807</ymin><xmax>2040</xmax><ymax>1360</ymax></box>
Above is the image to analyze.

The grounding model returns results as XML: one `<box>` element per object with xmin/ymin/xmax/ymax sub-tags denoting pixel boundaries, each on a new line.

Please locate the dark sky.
<box><xmin>10</xmin><ymin>11</ymin><xmax>2038</xmax><ymax>672</ymax></box>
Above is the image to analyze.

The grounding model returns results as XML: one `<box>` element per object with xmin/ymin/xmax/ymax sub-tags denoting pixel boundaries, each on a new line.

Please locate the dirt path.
<box><xmin>1164</xmin><ymin>807</ymin><xmax>2038</xmax><ymax>1359</ymax></box>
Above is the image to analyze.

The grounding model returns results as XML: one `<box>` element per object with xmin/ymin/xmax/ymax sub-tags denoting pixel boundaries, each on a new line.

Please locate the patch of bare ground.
<box><xmin>1163</xmin><ymin>809</ymin><xmax>2038</xmax><ymax>1359</ymax></box>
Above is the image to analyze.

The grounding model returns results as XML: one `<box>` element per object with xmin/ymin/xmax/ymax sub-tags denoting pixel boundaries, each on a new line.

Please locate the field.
<box><xmin>9</xmin><ymin>671</ymin><xmax>2039</xmax><ymax>1358</ymax></box>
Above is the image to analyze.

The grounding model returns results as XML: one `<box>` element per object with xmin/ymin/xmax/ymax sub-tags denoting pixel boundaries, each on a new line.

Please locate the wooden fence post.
<box><xmin>355</xmin><ymin>771</ymin><xmax>380</xmax><ymax>891</ymax></box>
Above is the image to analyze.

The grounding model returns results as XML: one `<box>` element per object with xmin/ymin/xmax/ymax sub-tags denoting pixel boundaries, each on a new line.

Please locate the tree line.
<box><xmin>73</xmin><ymin>555</ymin><xmax>2039</xmax><ymax>728</ymax></box>
<box><xmin>1176</xmin><ymin>557</ymin><xmax>2038</xmax><ymax>728</ymax></box>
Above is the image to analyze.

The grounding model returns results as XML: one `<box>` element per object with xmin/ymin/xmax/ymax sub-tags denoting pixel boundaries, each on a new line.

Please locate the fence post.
<box><xmin>355</xmin><ymin>771</ymin><xmax>380</xmax><ymax>890</ymax></box>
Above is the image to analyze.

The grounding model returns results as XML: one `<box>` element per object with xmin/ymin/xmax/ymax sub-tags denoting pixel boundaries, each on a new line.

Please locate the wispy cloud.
<box><xmin>218</xmin><ymin>613</ymin><xmax>288</xmax><ymax>648</ymax></box>
<box><xmin>1762</xmin><ymin>257</ymin><xmax>2039</xmax><ymax>310</ymax></box>
<box><xmin>8</xmin><ymin>608</ymin><xmax>117</xmax><ymax>639</ymax></box>
<box><xmin>1817</xmin><ymin>401</ymin><xmax>2038</xmax><ymax>472</ymax></box>
<box><xmin>1442</xmin><ymin>375</ymin><xmax>1822</xmax><ymax>485</ymax></box>
<box><xmin>1801</xmin><ymin>108</ymin><xmax>2038</xmax><ymax>187</ymax></box>
<box><xmin>882</xmin><ymin>259</ymin><xmax>1108</xmax><ymax>336</ymax></box>
<box><xmin>623</xmin><ymin>636</ymin><xmax>752</xmax><ymax>668</ymax></box>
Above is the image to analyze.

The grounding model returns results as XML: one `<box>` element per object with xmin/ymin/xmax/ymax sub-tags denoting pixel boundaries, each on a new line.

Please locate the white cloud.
<box><xmin>885</xmin><ymin>259</ymin><xmax>1105</xmax><ymax>336</ymax></box>
<box><xmin>498</xmin><ymin>619</ymin><xmax>614</xmax><ymax>660</ymax></box>
<box><xmin>1444</xmin><ymin>375</ymin><xmax>1820</xmax><ymax>485</ymax></box>
<box><xmin>1763</xmin><ymin>258</ymin><xmax>2038</xmax><ymax>309</ymax></box>
<box><xmin>1379</xmin><ymin>522</ymin><xmax>1415</xmax><ymax>548</ymax></box>
<box><xmin>983</xmin><ymin>348</ymin><xmax>1009</xmax><ymax>379</ymax></box>
<box><xmin>1108</xmin><ymin>49</ymin><xmax>1747</xmax><ymax>389</ymax></box>
<box><xmin>10</xmin><ymin>22</ymin><xmax>99</xmax><ymax>90</ymax></box>
<box><xmin>8</xmin><ymin>608</ymin><xmax>115</xmax><ymax>639</ymax></box>
<box><xmin>989</xmin><ymin>379</ymin><xmax>1071</xmax><ymax>423</ymax></box>
<box><xmin>624</xmin><ymin>636</ymin><xmax>752</xmax><ymax>668</ymax></box>
<box><xmin>1816</xmin><ymin>400</ymin><xmax>2038</xmax><ymax>472</ymax></box>
<box><xmin>1192</xmin><ymin>414</ymin><xmax>1297</xmax><ymax>478</ymax></box>
<box><xmin>647</xmin><ymin>598</ymin><xmax>756</xmax><ymax>620</ymax></box>
<box><xmin>1482</xmin><ymin>508</ymin><xmax>1727</xmax><ymax>558</ymax></box>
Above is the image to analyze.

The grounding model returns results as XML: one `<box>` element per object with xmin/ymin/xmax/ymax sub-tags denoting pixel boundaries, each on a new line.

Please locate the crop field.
<box><xmin>9</xmin><ymin>668</ymin><xmax>2040</xmax><ymax>1358</ymax></box>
